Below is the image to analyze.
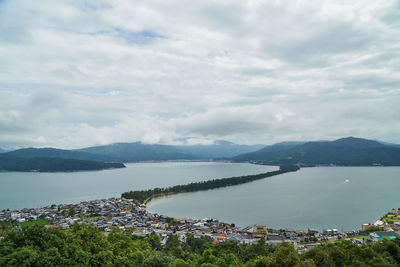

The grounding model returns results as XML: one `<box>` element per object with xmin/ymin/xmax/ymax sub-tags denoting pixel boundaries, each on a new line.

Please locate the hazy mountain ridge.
<box><xmin>77</xmin><ymin>142</ymin><xmax>201</xmax><ymax>162</ymax></box>
<box><xmin>175</xmin><ymin>140</ymin><xmax>265</xmax><ymax>158</ymax></box>
<box><xmin>233</xmin><ymin>137</ymin><xmax>400</xmax><ymax>166</ymax></box>
<box><xmin>377</xmin><ymin>141</ymin><xmax>400</xmax><ymax>148</ymax></box>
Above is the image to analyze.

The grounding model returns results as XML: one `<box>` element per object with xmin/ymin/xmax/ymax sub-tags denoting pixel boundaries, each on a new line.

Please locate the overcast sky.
<box><xmin>0</xmin><ymin>0</ymin><xmax>399</xmax><ymax>149</ymax></box>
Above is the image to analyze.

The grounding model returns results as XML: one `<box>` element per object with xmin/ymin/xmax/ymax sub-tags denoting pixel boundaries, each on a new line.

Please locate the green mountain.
<box><xmin>77</xmin><ymin>142</ymin><xmax>200</xmax><ymax>162</ymax></box>
<box><xmin>175</xmin><ymin>140</ymin><xmax>265</xmax><ymax>159</ymax></box>
<box><xmin>6</xmin><ymin>148</ymin><xmax>118</xmax><ymax>162</ymax></box>
<box><xmin>233</xmin><ymin>137</ymin><xmax>400</xmax><ymax>166</ymax></box>
<box><xmin>0</xmin><ymin>154</ymin><xmax>125</xmax><ymax>172</ymax></box>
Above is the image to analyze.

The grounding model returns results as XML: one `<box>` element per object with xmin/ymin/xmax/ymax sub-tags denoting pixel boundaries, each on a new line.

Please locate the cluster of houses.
<box><xmin>1</xmin><ymin>198</ymin><xmax>399</xmax><ymax>251</ymax></box>
<box><xmin>359</xmin><ymin>208</ymin><xmax>400</xmax><ymax>242</ymax></box>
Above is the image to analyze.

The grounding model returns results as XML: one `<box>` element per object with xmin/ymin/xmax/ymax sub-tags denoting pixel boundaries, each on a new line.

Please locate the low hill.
<box><xmin>175</xmin><ymin>140</ymin><xmax>265</xmax><ymax>159</ymax></box>
<box><xmin>233</xmin><ymin>137</ymin><xmax>400</xmax><ymax>166</ymax></box>
<box><xmin>77</xmin><ymin>142</ymin><xmax>200</xmax><ymax>162</ymax></box>
<box><xmin>0</xmin><ymin>154</ymin><xmax>125</xmax><ymax>172</ymax></box>
<box><xmin>6</xmin><ymin>148</ymin><xmax>117</xmax><ymax>162</ymax></box>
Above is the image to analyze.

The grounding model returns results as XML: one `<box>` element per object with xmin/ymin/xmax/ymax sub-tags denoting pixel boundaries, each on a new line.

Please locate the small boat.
<box><xmin>345</xmin><ymin>179</ymin><xmax>349</xmax><ymax>183</ymax></box>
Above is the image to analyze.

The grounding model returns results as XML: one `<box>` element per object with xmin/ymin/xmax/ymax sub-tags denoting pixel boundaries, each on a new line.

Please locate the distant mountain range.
<box><xmin>75</xmin><ymin>141</ymin><xmax>266</xmax><ymax>161</ymax></box>
<box><xmin>175</xmin><ymin>140</ymin><xmax>265</xmax><ymax>159</ymax></box>
<box><xmin>76</xmin><ymin>142</ymin><xmax>200</xmax><ymax>162</ymax></box>
<box><xmin>0</xmin><ymin>141</ymin><xmax>266</xmax><ymax>172</ymax></box>
<box><xmin>2</xmin><ymin>137</ymin><xmax>400</xmax><ymax>171</ymax></box>
<box><xmin>233</xmin><ymin>137</ymin><xmax>400</xmax><ymax>166</ymax></box>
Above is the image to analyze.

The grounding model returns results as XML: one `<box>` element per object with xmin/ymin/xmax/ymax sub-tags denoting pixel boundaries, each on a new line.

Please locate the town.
<box><xmin>1</xmin><ymin>197</ymin><xmax>399</xmax><ymax>253</ymax></box>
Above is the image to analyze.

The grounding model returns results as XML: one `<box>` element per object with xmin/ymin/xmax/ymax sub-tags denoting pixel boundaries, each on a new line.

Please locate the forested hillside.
<box><xmin>234</xmin><ymin>137</ymin><xmax>400</xmax><ymax>166</ymax></box>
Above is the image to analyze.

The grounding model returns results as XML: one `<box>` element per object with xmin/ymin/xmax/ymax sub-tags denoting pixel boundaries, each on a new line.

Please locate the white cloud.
<box><xmin>0</xmin><ymin>0</ymin><xmax>399</xmax><ymax>149</ymax></box>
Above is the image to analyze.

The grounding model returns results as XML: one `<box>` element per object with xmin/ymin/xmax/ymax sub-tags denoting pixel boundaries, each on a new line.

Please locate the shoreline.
<box><xmin>2</xmin><ymin>195</ymin><xmax>398</xmax><ymax>235</ymax></box>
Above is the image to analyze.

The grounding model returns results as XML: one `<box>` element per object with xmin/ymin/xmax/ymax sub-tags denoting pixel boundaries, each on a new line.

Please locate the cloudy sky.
<box><xmin>0</xmin><ymin>0</ymin><xmax>399</xmax><ymax>149</ymax></box>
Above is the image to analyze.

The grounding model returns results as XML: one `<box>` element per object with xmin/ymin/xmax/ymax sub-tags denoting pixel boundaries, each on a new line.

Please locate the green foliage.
<box><xmin>19</xmin><ymin>219</ymin><xmax>50</xmax><ymax>227</ymax></box>
<box><xmin>251</xmin><ymin>243</ymin><xmax>300</xmax><ymax>267</ymax></box>
<box><xmin>122</xmin><ymin>166</ymin><xmax>299</xmax><ymax>203</ymax></box>
<box><xmin>1</xmin><ymin>224</ymin><xmax>400</xmax><ymax>266</ymax></box>
<box><xmin>166</xmin><ymin>235</ymin><xmax>184</xmax><ymax>258</ymax></box>
<box><xmin>301</xmin><ymin>240</ymin><xmax>400</xmax><ymax>267</ymax></box>
<box><xmin>145</xmin><ymin>234</ymin><xmax>162</xmax><ymax>251</ymax></box>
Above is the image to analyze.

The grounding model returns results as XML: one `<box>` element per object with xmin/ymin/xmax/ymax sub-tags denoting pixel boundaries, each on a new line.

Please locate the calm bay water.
<box><xmin>2</xmin><ymin>163</ymin><xmax>399</xmax><ymax>231</ymax></box>
<box><xmin>148</xmin><ymin>167</ymin><xmax>400</xmax><ymax>231</ymax></box>
<box><xmin>0</xmin><ymin>162</ymin><xmax>276</xmax><ymax>210</ymax></box>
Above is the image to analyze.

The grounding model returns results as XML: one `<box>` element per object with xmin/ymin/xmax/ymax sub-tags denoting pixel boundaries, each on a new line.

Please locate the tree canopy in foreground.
<box><xmin>1</xmin><ymin>224</ymin><xmax>400</xmax><ymax>266</ymax></box>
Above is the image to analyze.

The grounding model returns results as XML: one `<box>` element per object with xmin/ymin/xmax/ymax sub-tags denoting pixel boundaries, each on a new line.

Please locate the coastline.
<box><xmin>2</xmin><ymin>194</ymin><xmax>399</xmax><ymax>235</ymax></box>
<box><xmin>2</xmin><ymin>195</ymin><xmax>399</xmax><ymax>256</ymax></box>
